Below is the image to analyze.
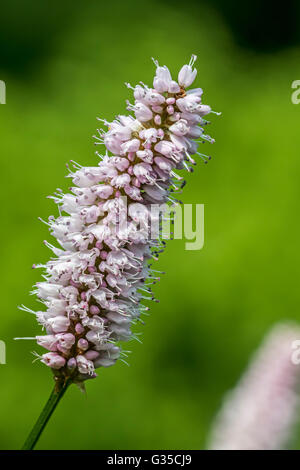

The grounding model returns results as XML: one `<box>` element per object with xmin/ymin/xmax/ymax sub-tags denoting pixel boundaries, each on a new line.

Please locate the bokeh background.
<box><xmin>1</xmin><ymin>0</ymin><xmax>300</xmax><ymax>450</ymax></box>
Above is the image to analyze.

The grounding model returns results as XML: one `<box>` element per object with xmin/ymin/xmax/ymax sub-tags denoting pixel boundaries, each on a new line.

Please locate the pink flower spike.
<box><xmin>209</xmin><ymin>323</ymin><xmax>300</xmax><ymax>450</ymax></box>
<box><xmin>20</xmin><ymin>55</ymin><xmax>217</xmax><ymax>386</ymax></box>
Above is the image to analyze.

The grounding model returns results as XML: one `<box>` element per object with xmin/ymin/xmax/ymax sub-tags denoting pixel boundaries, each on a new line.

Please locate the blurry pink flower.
<box><xmin>209</xmin><ymin>323</ymin><xmax>300</xmax><ymax>450</ymax></box>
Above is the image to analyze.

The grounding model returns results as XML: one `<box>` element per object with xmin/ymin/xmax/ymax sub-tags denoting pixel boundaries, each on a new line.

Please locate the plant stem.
<box><xmin>22</xmin><ymin>379</ymin><xmax>71</xmax><ymax>450</ymax></box>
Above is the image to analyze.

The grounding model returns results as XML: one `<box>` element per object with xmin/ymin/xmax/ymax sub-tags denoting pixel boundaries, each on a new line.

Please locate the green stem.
<box><xmin>22</xmin><ymin>379</ymin><xmax>71</xmax><ymax>450</ymax></box>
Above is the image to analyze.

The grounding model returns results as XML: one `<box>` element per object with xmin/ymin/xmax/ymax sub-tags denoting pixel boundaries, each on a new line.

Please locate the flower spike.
<box><xmin>19</xmin><ymin>56</ymin><xmax>218</xmax><ymax>386</ymax></box>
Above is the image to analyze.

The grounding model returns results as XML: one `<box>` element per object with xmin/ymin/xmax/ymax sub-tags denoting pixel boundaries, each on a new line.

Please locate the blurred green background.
<box><xmin>1</xmin><ymin>0</ymin><xmax>300</xmax><ymax>450</ymax></box>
